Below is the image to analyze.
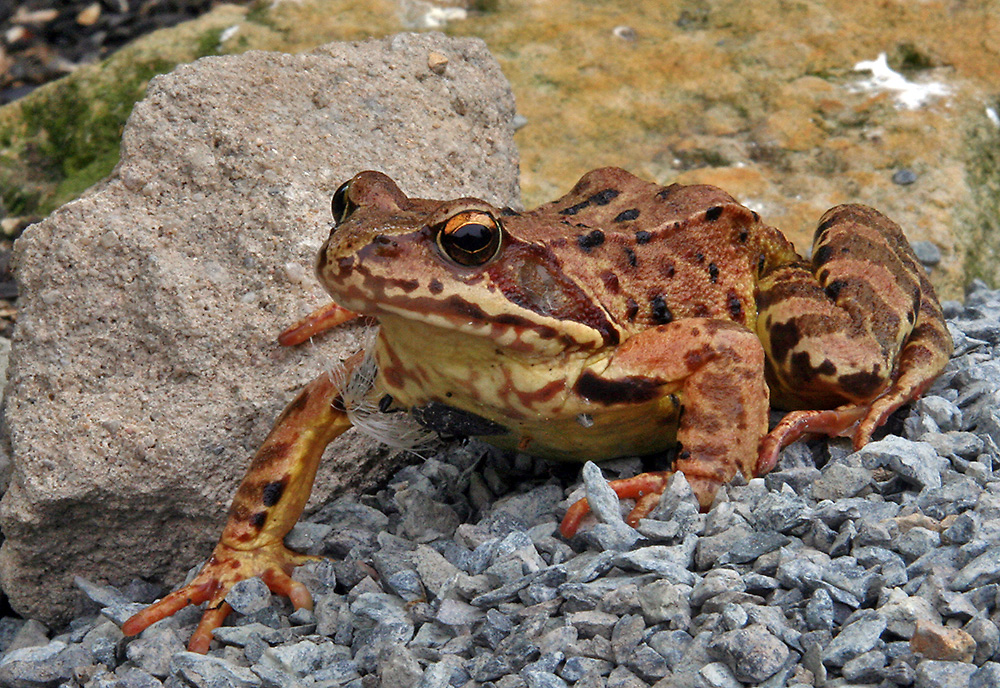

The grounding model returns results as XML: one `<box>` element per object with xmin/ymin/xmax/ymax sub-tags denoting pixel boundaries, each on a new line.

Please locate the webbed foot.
<box><xmin>122</xmin><ymin>540</ymin><xmax>317</xmax><ymax>653</ymax></box>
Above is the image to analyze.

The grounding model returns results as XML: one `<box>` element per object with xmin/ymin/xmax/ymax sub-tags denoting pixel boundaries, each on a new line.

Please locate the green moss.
<box><xmin>0</xmin><ymin>56</ymin><xmax>173</xmax><ymax>217</ymax></box>
<box><xmin>673</xmin><ymin>147</ymin><xmax>730</xmax><ymax>170</ymax></box>
<box><xmin>194</xmin><ymin>27</ymin><xmax>226</xmax><ymax>58</ymax></box>
<box><xmin>962</xmin><ymin>104</ymin><xmax>1000</xmax><ymax>287</ymax></box>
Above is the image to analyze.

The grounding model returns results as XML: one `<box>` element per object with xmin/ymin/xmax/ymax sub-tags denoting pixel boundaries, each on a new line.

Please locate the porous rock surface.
<box><xmin>0</xmin><ymin>32</ymin><xmax>519</xmax><ymax>626</ymax></box>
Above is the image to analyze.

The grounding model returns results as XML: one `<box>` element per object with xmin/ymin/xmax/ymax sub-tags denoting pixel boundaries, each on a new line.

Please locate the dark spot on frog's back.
<box><xmin>623</xmin><ymin>246</ymin><xmax>638</xmax><ymax>267</ymax></box>
<box><xmin>656</xmin><ymin>185</ymin><xmax>680</xmax><ymax>200</ymax></box>
<box><xmin>561</xmin><ymin>200</ymin><xmax>590</xmax><ymax>216</ymax></box>
<box><xmin>577</xmin><ymin>229</ymin><xmax>605</xmax><ymax>251</ymax></box>
<box><xmin>650</xmin><ymin>294</ymin><xmax>673</xmax><ymax>324</ymax></box>
<box><xmin>590</xmin><ymin>188</ymin><xmax>620</xmax><ymax>205</ymax></box>
<box><xmin>249</xmin><ymin>512</ymin><xmax>267</xmax><ymax>529</ymax></box>
<box><xmin>575</xmin><ymin>370</ymin><xmax>660</xmax><ymax>405</ymax></box>
<box><xmin>708</xmin><ymin>263</ymin><xmax>719</xmax><ymax>283</ymax></box>
<box><xmin>789</xmin><ymin>351</ymin><xmax>838</xmax><ymax>382</ymax></box>
<box><xmin>626</xmin><ymin>297</ymin><xmax>639</xmax><ymax>321</ymax></box>
<box><xmin>727</xmin><ymin>291</ymin><xmax>743</xmax><ymax>320</ymax></box>
<box><xmin>428</xmin><ymin>279</ymin><xmax>444</xmax><ymax>294</ymax></box>
<box><xmin>705</xmin><ymin>206</ymin><xmax>724</xmax><ymax>222</ymax></box>
<box><xmin>635</xmin><ymin>230</ymin><xmax>652</xmax><ymax>245</ymax></box>
<box><xmin>813</xmin><ymin>244</ymin><xmax>832</xmax><ymax>266</ymax></box>
<box><xmin>614</xmin><ymin>208</ymin><xmax>640</xmax><ymax>222</ymax></box>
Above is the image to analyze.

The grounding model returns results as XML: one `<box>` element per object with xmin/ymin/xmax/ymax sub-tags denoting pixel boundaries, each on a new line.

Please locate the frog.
<box><xmin>123</xmin><ymin>167</ymin><xmax>952</xmax><ymax>652</ymax></box>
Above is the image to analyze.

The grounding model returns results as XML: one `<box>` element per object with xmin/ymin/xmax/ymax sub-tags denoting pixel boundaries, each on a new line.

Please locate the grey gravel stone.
<box><xmin>226</xmin><ymin>576</ymin><xmax>272</xmax><ymax>615</ymax></box>
<box><xmin>523</xmin><ymin>669</ymin><xmax>569</xmax><ymax>688</ymax></box>
<box><xmin>560</xmin><ymin>656</ymin><xmax>612</xmax><ymax>681</ymax></box>
<box><xmin>698</xmin><ymin>661</ymin><xmax>742</xmax><ymax>688</ymax></box>
<box><xmin>841</xmin><ymin>649</ymin><xmax>886</xmax><ymax>682</ymax></box>
<box><xmin>811</xmin><ymin>462</ymin><xmax>874</xmax><ymax>500</ymax></box>
<box><xmin>0</xmin><ymin>641</ymin><xmax>88</xmax><ymax>688</ymax></box>
<box><xmin>605</xmin><ymin>665</ymin><xmax>646</xmax><ymax>688</ymax></box>
<box><xmin>2</xmin><ymin>619</ymin><xmax>48</xmax><ymax>654</ymax></box>
<box><xmin>805</xmin><ymin>588</ymin><xmax>835</xmax><ymax>631</ymax></box>
<box><xmin>880</xmin><ymin>590</ymin><xmax>941</xmax><ymax>638</ymax></box>
<box><xmin>171</xmin><ymin>651</ymin><xmax>262</xmax><ymax>687</ymax></box>
<box><xmin>951</xmin><ymin>548</ymin><xmax>1000</xmax><ymax>590</ymax></box>
<box><xmin>857</xmin><ymin>436</ymin><xmax>949</xmax><ymax>490</ymax></box>
<box><xmin>896</xmin><ymin>526</ymin><xmax>942</xmax><ymax>561</ymax></box>
<box><xmin>707</xmin><ymin>624</ymin><xmax>789</xmax><ymax>683</ymax></box>
<box><xmin>125</xmin><ymin>624</ymin><xmax>185</xmax><ymax>678</ymax></box>
<box><xmin>691</xmin><ymin>569</ymin><xmax>745</xmax><ymax>607</ymax></box>
<box><xmin>749</xmin><ymin>486</ymin><xmax>811</xmax><ymax>533</ymax></box>
<box><xmin>914</xmin><ymin>659</ymin><xmax>978</xmax><ymax>688</ymax></box>
<box><xmin>822</xmin><ymin>611</ymin><xmax>887</xmax><ymax>667</ymax></box>
<box><xmin>971</xmin><ymin>662</ymin><xmax>1000</xmax><ymax>688</ymax></box>
<box><xmin>964</xmin><ymin>615</ymin><xmax>1000</xmax><ymax>665</ymax></box>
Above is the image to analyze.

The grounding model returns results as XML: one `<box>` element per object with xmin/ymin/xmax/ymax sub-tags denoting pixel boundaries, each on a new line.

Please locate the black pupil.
<box><xmin>332</xmin><ymin>181</ymin><xmax>352</xmax><ymax>222</ymax></box>
<box><xmin>449</xmin><ymin>223</ymin><xmax>492</xmax><ymax>253</ymax></box>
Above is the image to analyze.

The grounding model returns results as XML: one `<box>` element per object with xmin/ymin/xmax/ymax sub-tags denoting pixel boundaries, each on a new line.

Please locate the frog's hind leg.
<box><xmin>755</xmin><ymin>204</ymin><xmax>952</xmax><ymax>473</ymax></box>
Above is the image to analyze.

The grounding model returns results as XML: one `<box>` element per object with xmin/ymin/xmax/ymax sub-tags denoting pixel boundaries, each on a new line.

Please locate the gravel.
<box><xmin>2</xmin><ymin>278</ymin><xmax>1000</xmax><ymax>687</ymax></box>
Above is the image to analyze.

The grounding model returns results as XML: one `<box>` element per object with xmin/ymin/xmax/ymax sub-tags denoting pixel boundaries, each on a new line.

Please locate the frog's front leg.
<box><xmin>561</xmin><ymin>319</ymin><xmax>769</xmax><ymax>537</ymax></box>
<box><xmin>122</xmin><ymin>354</ymin><xmax>360</xmax><ymax>652</ymax></box>
<box><xmin>755</xmin><ymin>204</ymin><xmax>952</xmax><ymax>472</ymax></box>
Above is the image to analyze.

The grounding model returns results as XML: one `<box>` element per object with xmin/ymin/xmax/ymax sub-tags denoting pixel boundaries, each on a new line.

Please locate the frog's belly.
<box><xmin>414</xmin><ymin>396</ymin><xmax>682</xmax><ymax>463</ymax></box>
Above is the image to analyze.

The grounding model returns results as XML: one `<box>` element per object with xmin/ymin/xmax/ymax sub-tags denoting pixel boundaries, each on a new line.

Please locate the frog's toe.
<box><xmin>121</xmin><ymin>579</ymin><xmax>216</xmax><ymax>638</ymax></box>
<box><xmin>261</xmin><ymin>567</ymin><xmax>313</xmax><ymax>610</ymax></box>
<box><xmin>757</xmin><ymin>405</ymin><xmax>868</xmax><ymax>474</ymax></box>
<box><xmin>189</xmin><ymin>603</ymin><xmax>233</xmax><ymax>654</ymax></box>
<box><xmin>559</xmin><ymin>471</ymin><xmax>673</xmax><ymax>537</ymax></box>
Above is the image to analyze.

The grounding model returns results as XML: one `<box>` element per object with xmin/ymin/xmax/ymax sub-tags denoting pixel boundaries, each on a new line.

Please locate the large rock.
<box><xmin>0</xmin><ymin>32</ymin><xmax>519</xmax><ymax>627</ymax></box>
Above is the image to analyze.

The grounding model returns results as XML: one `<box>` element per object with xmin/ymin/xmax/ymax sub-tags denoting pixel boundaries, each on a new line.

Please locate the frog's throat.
<box><xmin>330</xmin><ymin>329</ymin><xmax>437</xmax><ymax>452</ymax></box>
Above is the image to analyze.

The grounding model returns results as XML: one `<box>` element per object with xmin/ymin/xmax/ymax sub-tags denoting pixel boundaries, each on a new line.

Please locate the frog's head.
<box><xmin>316</xmin><ymin>171</ymin><xmax>618</xmax><ymax>353</ymax></box>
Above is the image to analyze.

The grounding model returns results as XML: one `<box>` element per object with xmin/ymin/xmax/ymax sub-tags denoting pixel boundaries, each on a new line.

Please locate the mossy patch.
<box><xmin>962</xmin><ymin>103</ymin><xmax>1000</xmax><ymax>287</ymax></box>
<box><xmin>0</xmin><ymin>6</ymin><xmax>252</xmax><ymax>222</ymax></box>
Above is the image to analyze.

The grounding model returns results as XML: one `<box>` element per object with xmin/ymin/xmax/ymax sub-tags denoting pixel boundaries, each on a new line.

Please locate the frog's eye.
<box><xmin>331</xmin><ymin>180</ymin><xmax>358</xmax><ymax>225</ymax></box>
<box><xmin>434</xmin><ymin>211</ymin><xmax>503</xmax><ymax>267</ymax></box>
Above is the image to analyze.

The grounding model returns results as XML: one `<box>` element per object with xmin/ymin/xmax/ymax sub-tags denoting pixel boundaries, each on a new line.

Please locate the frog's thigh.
<box><xmin>600</xmin><ymin>318</ymin><xmax>769</xmax><ymax>491</ymax></box>
<box><xmin>757</xmin><ymin>204</ymin><xmax>951</xmax><ymax>452</ymax></box>
<box><xmin>759</xmin><ymin>204</ymin><xmax>937</xmax><ymax>409</ymax></box>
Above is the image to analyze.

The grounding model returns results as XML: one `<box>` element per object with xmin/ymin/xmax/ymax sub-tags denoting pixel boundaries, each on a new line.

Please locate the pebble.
<box><xmin>707</xmin><ymin>623</ymin><xmax>790</xmax><ymax>682</ymax></box>
<box><xmin>910</xmin><ymin>619</ymin><xmax>976</xmax><ymax>662</ymax></box>
<box><xmin>822</xmin><ymin>610</ymin><xmax>887</xmax><ymax>667</ymax></box>
<box><xmin>915</xmin><ymin>659</ymin><xmax>979</xmax><ymax>688</ymax></box>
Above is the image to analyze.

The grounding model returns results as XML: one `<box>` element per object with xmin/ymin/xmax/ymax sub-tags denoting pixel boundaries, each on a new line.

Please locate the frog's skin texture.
<box><xmin>124</xmin><ymin>167</ymin><xmax>952</xmax><ymax>651</ymax></box>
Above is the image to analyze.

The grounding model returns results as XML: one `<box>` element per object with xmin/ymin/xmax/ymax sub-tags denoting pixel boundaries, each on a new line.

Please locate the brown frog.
<box><xmin>123</xmin><ymin>167</ymin><xmax>952</xmax><ymax>651</ymax></box>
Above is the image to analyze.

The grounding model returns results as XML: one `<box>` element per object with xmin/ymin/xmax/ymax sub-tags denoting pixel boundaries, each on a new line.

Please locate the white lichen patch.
<box><xmin>851</xmin><ymin>53</ymin><xmax>950</xmax><ymax>110</ymax></box>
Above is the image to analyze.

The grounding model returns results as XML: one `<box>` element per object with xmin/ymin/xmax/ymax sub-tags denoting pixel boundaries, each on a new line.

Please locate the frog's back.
<box><xmin>508</xmin><ymin>167</ymin><xmax>800</xmax><ymax>334</ymax></box>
